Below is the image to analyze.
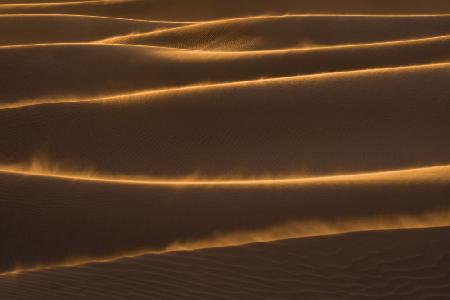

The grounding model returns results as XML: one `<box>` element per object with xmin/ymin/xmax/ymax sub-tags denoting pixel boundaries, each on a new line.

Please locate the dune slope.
<box><xmin>0</xmin><ymin>14</ymin><xmax>190</xmax><ymax>46</ymax></box>
<box><xmin>3</xmin><ymin>36</ymin><xmax>450</xmax><ymax>104</ymax></box>
<box><xmin>1</xmin><ymin>64</ymin><xmax>449</xmax><ymax>177</ymax></box>
<box><xmin>0</xmin><ymin>165</ymin><xmax>449</xmax><ymax>274</ymax></box>
<box><xmin>1</xmin><ymin>226</ymin><xmax>450</xmax><ymax>299</ymax></box>
<box><xmin>3</xmin><ymin>0</ymin><xmax>450</xmax><ymax>20</ymax></box>
<box><xmin>108</xmin><ymin>15</ymin><xmax>450</xmax><ymax>50</ymax></box>
<box><xmin>1</xmin><ymin>0</ymin><xmax>450</xmax><ymax>299</ymax></box>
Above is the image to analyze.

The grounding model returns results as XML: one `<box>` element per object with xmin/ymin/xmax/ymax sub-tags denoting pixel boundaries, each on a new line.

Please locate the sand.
<box><xmin>2</xmin><ymin>64</ymin><xmax>449</xmax><ymax>177</ymax></box>
<box><xmin>105</xmin><ymin>15</ymin><xmax>450</xmax><ymax>50</ymax></box>
<box><xmin>3</xmin><ymin>0</ymin><xmax>450</xmax><ymax>20</ymax></box>
<box><xmin>1</xmin><ymin>1</ymin><xmax>449</xmax><ymax>299</ymax></box>
<box><xmin>1</xmin><ymin>165</ymin><xmax>450</xmax><ymax>275</ymax></box>
<box><xmin>0</xmin><ymin>14</ymin><xmax>190</xmax><ymax>46</ymax></box>
<box><xmin>3</xmin><ymin>36</ymin><xmax>450</xmax><ymax>105</ymax></box>
<box><xmin>2</xmin><ymin>227</ymin><xmax>450</xmax><ymax>299</ymax></box>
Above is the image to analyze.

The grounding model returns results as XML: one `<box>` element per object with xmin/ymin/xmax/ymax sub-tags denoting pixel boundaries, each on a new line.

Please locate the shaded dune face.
<box><xmin>1</xmin><ymin>0</ymin><xmax>450</xmax><ymax>298</ymax></box>
<box><xmin>1</xmin><ymin>227</ymin><xmax>450</xmax><ymax>300</ymax></box>
<box><xmin>1</xmin><ymin>167</ymin><xmax>449</xmax><ymax>273</ymax></box>
<box><xmin>3</xmin><ymin>36</ymin><xmax>450</xmax><ymax>105</ymax></box>
<box><xmin>1</xmin><ymin>65</ymin><xmax>449</xmax><ymax>178</ymax></box>
<box><xmin>0</xmin><ymin>15</ymin><xmax>189</xmax><ymax>46</ymax></box>
<box><xmin>4</xmin><ymin>0</ymin><xmax>450</xmax><ymax>20</ymax></box>
<box><xmin>109</xmin><ymin>15</ymin><xmax>450</xmax><ymax>50</ymax></box>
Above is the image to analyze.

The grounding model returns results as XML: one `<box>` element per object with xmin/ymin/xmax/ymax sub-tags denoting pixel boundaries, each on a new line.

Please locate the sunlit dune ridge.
<box><xmin>3</xmin><ymin>226</ymin><xmax>450</xmax><ymax>299</ymax></box>
<box><xmin>0</xmin><ymin>0</ymin><xmax>130</xmax><ymax>9</ymax></box>
<box><xmin>101</xmin><ymin>14</ymin><xmax>450</xmax><ymax>51</ymax></box>
<box><xmin>1</xmin><ymin>164</ymin><xmax>449</xmax><ymax>275</ymax></box>
<box><xmin>1</xmin><ymin>62</ymin><xmax>448</xmax><ymax>179</ymax></box>
<box><xmin>4</xmin><ymin>213</ymin><xmax>450</xmax><ymax>277</ymax></box>
<box><xmin>0</xmin><ymin>64</ymin><xmax>450</xmax><ymax>182</ymax></box>
<box><xmin>4</xmin><ymin>0</ymin><xmax>450</xmax><ymax>21</ymax></box>
<box><xmin>1</xmin><ymin>163</ymin><xmax>450</xmax><ymax>187</ymax></box>
<box><xmin>0</xmin><ymin>14</ymin><xmax>192</xmax><ymax>46</ymax></box>
<box><xmin>2</xmin><ymin>61</ymin><xmax>450</xmax><ymax>110</ymax></box>
<box><xmin>102</xmin><ymin>32</ymin><xmax>450</xmax><ymax>53</ymax></box>
<box><xmin>4</xmin><ymin>13</ymin><xmax>450</xmax><ymax>49</ymax></box>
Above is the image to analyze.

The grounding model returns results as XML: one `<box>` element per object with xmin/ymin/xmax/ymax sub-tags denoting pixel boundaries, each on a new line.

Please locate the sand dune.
<box><xmin>3</xmin><ymin>0</ymin><xmax>450</xmax><ymax>20</ymax></box>
<box><xmin>0</xmin><ymin>14</ymin><xmax>190</xmax><ymax>46</ymax></box>
<box><xmin>4</xmin><ymin>0</ymin><xmax>100</xmax><ymax>2</ymax></box>
<box><xmin>107</xmin><ymin>15</ymin><xmax>450</xmax><ymax>50</ymax></box>
<box><xmin>1</xmin><ymin>0</ymin><xmax>450</xmax><ymax>298</ymax></box>
<box><xmin>1</xmin><ymin>63</ymin><xmax>449</xmax><ymax>178</ymax></box>
<box><xmin>2</xmin><ymin>226</ymin><xmax>450</xmax><ymax>299</ymax></box>
<box><xmin>0</xmin><ymin>165</ymin><xmax>449</xmax><ymax>274</ymax></box>
<box><xmin>3</xmin><ymin>36</ymin><xmax>450</xmax><ymax>104</ymax></box>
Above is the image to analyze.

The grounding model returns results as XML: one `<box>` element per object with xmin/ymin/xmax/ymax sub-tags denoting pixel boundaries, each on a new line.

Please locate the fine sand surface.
<box><xmin>3</xmin><ymin>0</ymin><xmax>450</xmax><ymax>21</ymax></box>
<box><xmin>1</xmin><ymin>64</ymin><xmax>449</xmax><ymax>177</ymax></box>
<box><xmin>105</xmin><ymin>15</ymin><xmax>450</xmax><ymax>50</ymax></box>
<box><xmin>1</xmin><ymin>227</ymin><xmax>450</xmax><ymax>299</ymax></box>
<box><xmin>3</xmin><ymin>38</ymin><xmax>450</xmax><ymax>106</ymax></box>
<box><xmin>1</xmin><ymin>1</ymin><xmax>450</xmax><ymax>299</ymax></box>
<box><xmin>1</xmin><ymin>165</ymin><xmax>450</xmax><ymax>275</ymax></box>
<box><xmin>0</xmin><ymin>14</ymin><xmax>190</xmax><ymax>46</ymax></box>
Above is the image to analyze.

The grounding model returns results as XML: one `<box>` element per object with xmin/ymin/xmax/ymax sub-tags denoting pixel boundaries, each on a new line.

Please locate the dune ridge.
<box><xmin>4</xmin><ymin>212</ymin><xmax>450</xmax><ymax>278</ymax></box>
<box><xmin>1</xmin><ymin>164</ymin><xmax>450</xmax><ymax>187</ymax></box>
<box><xmin>2</xmin><ymin>226</ymin><xmax>450</xmax><ymax>299</ymax></box>
<box><xmin>3</xmin><ymin>37</ymin><xmax>450</xmax><ymax>106</ymax></box>
<box><xmin>0</xmin><ymin>14</ymin><xmax>191</xmax><ymax>46</ymax></box>
<box><xmin>1</xmin><ymin>63</ymin><xmax>448</xmax><ymax>178</ymax></box>
<box><xmin>4</xmin><ymin>0</ymin><xmax>450</xmax><ymax>21</ymax></box>
<box><xmin>103</xmin><ymin>14</ymin><xmax>450</xmax><ymax>50</ymax></box>
<box><xmin>1</xmin><ymin>164</ymin><xmax>449</xmax><ymax>275</ymax></box>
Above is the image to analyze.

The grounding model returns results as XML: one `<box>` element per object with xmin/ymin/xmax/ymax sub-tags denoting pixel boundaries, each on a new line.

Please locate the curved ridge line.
<box><xmin>0</xmin><ymin>41</ymin><xmax>179</xmax><ymax>50</ymax></box>
<box><xmin>3</xmin><ymin>223</ymin><xmax>450</xmax><ymax>277</ymax></box>
<box><xmin>99</xmin><ymin>33</ymin><xmax>450</xmax><ymax>54</ymax></box>
<box><xmin>5</xmin><ymin>33</ymin><xmax>450</xmax><ymax>51</ymax></box>
<box><xmin>0</xmin><ymin>13</ymin><xmax>195</xmax><ymax>24</ymax></box>
<box><xmin>0</xmin><ymin>165</ymin><xmax>449</xmax><ymax>187</ymax></box>
<box><xmin>2</xmin><ymin>11</ymin><xmax>450</xmax><ymax>24</ymax></box>
<box><xmin>2</xmin><ymin>62</ymin><xmax>450</xmax><ymax>110</ymax></box>
<box><xmin>100</xmin><ymin>13</ymin><xmax>450</xmax><ymax>43</ymax></box>
<box><xmin>3</xmin><ymin>33</ymin><xmax>450</xmax><ymax>52</ymax></box>
<box><xmin>0</xmin><ymin>0</ymin><xmax>131</xmax><ymax>8</ymax></box>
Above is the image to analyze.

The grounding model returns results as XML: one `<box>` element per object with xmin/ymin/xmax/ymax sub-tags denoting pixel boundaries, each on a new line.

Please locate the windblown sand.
<box><xmin>1</xmin><ymin>1</ymin><xmax>449</xmax><ymax>299</ymax></box>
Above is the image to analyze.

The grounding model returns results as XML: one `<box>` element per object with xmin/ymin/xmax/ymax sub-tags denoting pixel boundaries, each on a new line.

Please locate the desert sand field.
<box><xmin>1</xmin><ymin>1</ymin><xmax>449</xmax><ymax>299</ymax></box>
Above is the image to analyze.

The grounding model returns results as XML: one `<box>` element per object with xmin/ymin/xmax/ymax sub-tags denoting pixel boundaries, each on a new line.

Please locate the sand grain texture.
<box><xmin>107</xmin><ymin>15</ymin><xmax>450</xmax><ymax>50</ymax></box>
<box><xmin>0</xmin><ymin>14</ymin><xmax>190</xmax><ymax>46</ymax></box>
<box><xmin>1</xmin><ymin>1</ymin><xmax>450</xmax><ymax>299</ymax></box>
<box><xmin>2</xmin><ymin>227</ymin><xmax>450</xmax><ymax>300</ymax></box>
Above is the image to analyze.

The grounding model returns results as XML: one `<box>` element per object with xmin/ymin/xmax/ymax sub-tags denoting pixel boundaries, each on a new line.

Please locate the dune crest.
<box><xmin>1</xmin><ymin>163</ymin><xmax>450</xmax><ymax>187</ymax></box>
<box><xmin>0</xmin><ymin>14</ymin><xmax>191</xmax><ymax>46</ymax></box>
<box><xmin>104</xmin><ymin>15</ymin><xmax>450</xmax><ymax>50</ymax></box>
<box><xmin>1</xmin><ymin>164</ymin><xmax>449</xmax><ymax>275</ymax></box>
<box><xmin>1</xmin><ymin>63</ymin><xmax>449</xmax><ymax>178</ymax></box>
<box><xmin>4</xmin><ymin>214</ymin><xmax>450</xmax><ymax>277</ymax></box>
<box><xmin>3</xmin><ymin>226</ymin><xmax>450</xmax><ymax>299</ymax></box>
<box><xmin>4</xmin><ymin>0</ymin><xmax>450</xmax><ymax>20</ymax></box>
<box><xmin>2</xmin><ymin>37</ymin><xmax>450</xmax><ymax>106</ymax></box>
